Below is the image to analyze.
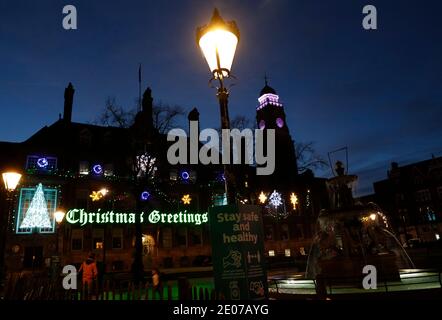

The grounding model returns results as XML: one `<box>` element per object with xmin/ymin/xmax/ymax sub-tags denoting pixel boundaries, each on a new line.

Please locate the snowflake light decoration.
<box><xmin>90</xmin><ymin>191</ymin><xmax>103</xmax><ymax>202</ymax></box>
<box><xmin>269</xmin><ymin>190</ymin><xmax>282</xmax><ymax>208</ymax></box>
<box><xmin>258</xmin><ymin>191</ymin><xmax>267</xmax><ymax>204</ymax></box>
<box><xmin>137</xmin><ymin>153</ymin><xmax>158</xmax><ymax>178</ymax></box>
<box><xmin>181</xmin><ymin>194</ymin><xmax>192</xmax><ymax>205</ymax></box>
<box><xmin>290</xmin><ymin>193</ymin><xmax>298</xmax><ymax>210</ymax></box>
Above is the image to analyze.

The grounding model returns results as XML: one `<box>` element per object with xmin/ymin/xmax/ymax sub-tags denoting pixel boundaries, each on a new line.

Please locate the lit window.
<box><xmin>170</xmin><ymin>170</ymin><xmax>178</xmax><ymax>181</ymax></box>
<box><xmin>284</xmin><ymin>249</ymin><xmax>291</xmax><ymax>257</ymax></box>
<box><xmin>268</xmin><ymin>250</ymin><xmax>275</xmax><ymax>257</ymax></box>
<box><xmin>213</xmin><ymin>193</ymin><xmax>227</xmax><ymax>206</ymax></box>
<box><xmin>26</xmin><ymin>155</ymin><xmax>57</xmax><ymax>171</ymax></box>
<box><xmin>92</xmin><ymin>229</ymin><xmax>104</xmax><ymax>250</ymax></box>
<box><xmin>79</xmin><ymin>161</ymin><xmax>89</xmax><ymax>175</ymax></box>
<box><xmin>104</xmin><ymin>164</ymin><xmax>114</xmax><ymax>177</ymax></box>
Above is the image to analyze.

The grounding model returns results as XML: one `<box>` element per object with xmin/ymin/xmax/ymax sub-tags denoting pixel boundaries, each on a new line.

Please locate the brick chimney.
<box><xmin>63</xmin><ymin>82</ymin><xmax>74</xmax><ymax>122</ymax></box>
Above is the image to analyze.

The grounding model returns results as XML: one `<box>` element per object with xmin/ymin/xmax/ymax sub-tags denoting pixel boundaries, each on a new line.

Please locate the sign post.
<box><xmin>209</xmin><ymin>204</ymin><xmax>268</xmax><ymax>300</ymax></box>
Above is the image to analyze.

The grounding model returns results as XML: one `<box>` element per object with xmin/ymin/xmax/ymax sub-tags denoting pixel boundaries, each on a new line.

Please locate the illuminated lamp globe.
<box><xmin>54</xmin><ymin>210</ymin><xmax>65</xmax><ymax>224</ymax></box>
<box><xmin>2</xmin><ymin>172</ymin><xmax>22</xmax><ymax>191</ymax></box>
<box><xmin>196</xmin><ymin>8</ymin><xmax>240</xmax><ymax>79</ymax></box>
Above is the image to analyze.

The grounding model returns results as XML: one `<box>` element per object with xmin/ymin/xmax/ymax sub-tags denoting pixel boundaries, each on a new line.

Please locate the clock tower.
<box><xmin>256</xmin><ymin>79</ymin><xmax>298</xmax><ymax>190</ymax></box>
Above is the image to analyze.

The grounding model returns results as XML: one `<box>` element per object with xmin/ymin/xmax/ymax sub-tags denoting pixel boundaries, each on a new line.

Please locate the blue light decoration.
<box><xmin>92</xmin><ymin>164</ymin><xmax>103</xmax><ymax>175</ymax></box>
<box><xmin>180</xmin><ymin>170</ymin><xmax>190</xmax><ymax>181</ymax></box>
<box><xmin>141</xmin><ymin>191</ymin><xmax>150</xmax><ymax>201</ymax></box>
<box><xmin>37</xmin><ymin>157</ymin><xmax>49</xmax><ymax>169</ymax></box>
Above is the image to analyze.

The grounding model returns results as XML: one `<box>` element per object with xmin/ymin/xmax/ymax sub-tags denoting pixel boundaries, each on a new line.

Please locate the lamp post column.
<box><xmin>217</xmin><ymin>86</ymin><xmax>235</xmax><ymax>205</ymax></box>
<box><xmin>0</xmin><ymin>192</ymin><xmax>12</xmax><ymax>283</ymax></box>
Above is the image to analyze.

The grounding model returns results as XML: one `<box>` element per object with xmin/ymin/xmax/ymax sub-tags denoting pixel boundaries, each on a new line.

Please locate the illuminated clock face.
<box><xmin>259</xmin><ymin>120</ymin><xmax>266</xmax><ymax>129</ymax></box>
<box><xmin>276</xmin><ymin>118</ymin><xmax>284</xmax><ymax>128</ymax></box>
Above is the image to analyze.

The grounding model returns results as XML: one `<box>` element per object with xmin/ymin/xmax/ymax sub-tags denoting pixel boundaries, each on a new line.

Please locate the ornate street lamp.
<box><xmin>196</xmin><ymin>8</ymin><xmax>240</xmax><ymax>204</ymax></box>
<box><xmin>54</xmin><ymin>210</ymin><xmax>65</xmax><ymax>255</ymax></box>
<box><xmin>1</xmin><ymin>171</ymin><xmax>22</xmax><ymax>282</ymax></box>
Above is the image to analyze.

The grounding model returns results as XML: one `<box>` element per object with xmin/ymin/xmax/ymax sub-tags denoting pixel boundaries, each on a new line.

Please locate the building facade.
<box><xmin>0</xmin><ymin>82</ymin><xmax>329</xmax><ymax>274</ymax></box>
<box><xmin>374</xmin><ymin>157</ymin><xmax>442</xmax><ymax>244</ymax></box>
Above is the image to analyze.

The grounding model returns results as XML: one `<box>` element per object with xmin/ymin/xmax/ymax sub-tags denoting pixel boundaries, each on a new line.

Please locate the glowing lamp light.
<box><xmin>196</xmin><ymin>9</ymin><xmax>240</xmax><ymax>79</ymax></box>
<box><xmin>2</xmin><ymin>172</ymin><xmax>22</xmax><ymax>191</ymax></box>
<box><xmin>258</xmin><ymin>191</ymin><xmax>267</xmax><ymax>204</ymax></box>
<box><xmin>436</xmin><ymin>234</ymin><xmax>440</xmax><ymax>241</ymax></box>
<box><xmin>181</xmin><ymin>194</ymin><xmax>192</xmax><ymax>205</ymax></box>
<box><xmin>370</xmin><ymin>213</ymin><xmax>377</xmax><ymax>221</ymax></box>
<box><xmin>141</xmin><ymin>191</ymin><xmax>150</xmax><ymax>201</ymax></box>
<box><xmin>92</xmin><ymin>164</ymin><xmax>103</xmax><ymax>175</ymax></box>
<box><xmin>54</xmin><ymin>210</ymin><xmax>65</xmax><ymax>224</ymax></box>
<box><xmin>37</xmin><ymin>157</ymin><xmax>49</xmax><ymax>168</ymax></box>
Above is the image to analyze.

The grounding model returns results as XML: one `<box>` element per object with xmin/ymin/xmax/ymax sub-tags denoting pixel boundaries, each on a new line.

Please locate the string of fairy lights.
<box><xmin>21</xmin><ymin>156</ymin><xmax>313</xmax><ymax>222</ymax></box>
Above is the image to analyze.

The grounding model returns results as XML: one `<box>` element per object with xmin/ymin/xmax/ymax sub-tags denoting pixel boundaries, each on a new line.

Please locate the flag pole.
<box><xmin>138</xmin><ymin>63</ymin><xmax>142</xmax><ymax>112</ymax></box>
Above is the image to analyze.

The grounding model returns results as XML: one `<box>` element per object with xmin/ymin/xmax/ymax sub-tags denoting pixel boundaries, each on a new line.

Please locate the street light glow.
<box><xmin>2</xmin><ymin>172</ymin><xmax>22</xmax><ymax>191</ymax></box>
<box><xmin>197</xmin><ymin>9</ymin><xmax>239</xmax><ymax>78</ymax></box>
<box><xmin>54</xmin><ymin>210</ymin><xmax>65</xmax><ymax>224</ymax></box>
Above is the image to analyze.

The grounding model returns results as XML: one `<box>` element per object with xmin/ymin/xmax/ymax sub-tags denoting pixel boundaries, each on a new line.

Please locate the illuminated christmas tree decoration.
<box><xmin>92</xmin><ymin>164</ymin><xmax>103</xmax><ymax>175</ymax></box>
<box><xmin>269</xmin><ymin>190</ymin><xmax>282</xmax><ymax>208</ymax></box>
<box><xmin>141</xmin><ymin>191</ymin><xmax>150</xmax><ymax>201</ymax></box>
<box><xmin>181</xmin><ymin>194</ymin><xmax>192</xmax><ymax>205</ymax></box>
<box><xmin>37</xmin><ymin>157</ymin><xmax>49</xmax><ymax>168</ymax></box>
<box><xmin>20</xmin><ymin>183</ymin><xmax>52</xmax><ymax>229</ymax></box>
<box><xmin>258</xmin><ymin>191</ymin><xmax>267</xmax><ymax>204</ymax></box>
<box><xmin>290</xmin><ymin>193</ymin><xmax>298</xmax><ymax>210</ymax></box>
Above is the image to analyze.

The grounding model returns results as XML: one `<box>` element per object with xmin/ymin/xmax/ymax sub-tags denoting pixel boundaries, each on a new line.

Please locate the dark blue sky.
<box><xmin>1</xmin><ymin>0</ymin><xmax>442</xmax><ymax>195</ymax></box>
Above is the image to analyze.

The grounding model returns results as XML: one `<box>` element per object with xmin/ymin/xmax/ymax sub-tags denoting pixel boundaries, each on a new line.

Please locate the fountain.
<box><xmin>306</xmin><ymin>161</ymin><xmax>414</xmax><ymax>283</ymax></box>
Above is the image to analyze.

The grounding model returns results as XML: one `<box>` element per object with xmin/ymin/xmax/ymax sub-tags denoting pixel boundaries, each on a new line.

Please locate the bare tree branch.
<box><xmin>95</xmin><ymin>97</ymin><xmax>185</xmax><ymax>133</ymax></box>
<box><xmin>295</xmin><ymin>141</ymin><xmax>328</xmax><ymax>173</ymax></box>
